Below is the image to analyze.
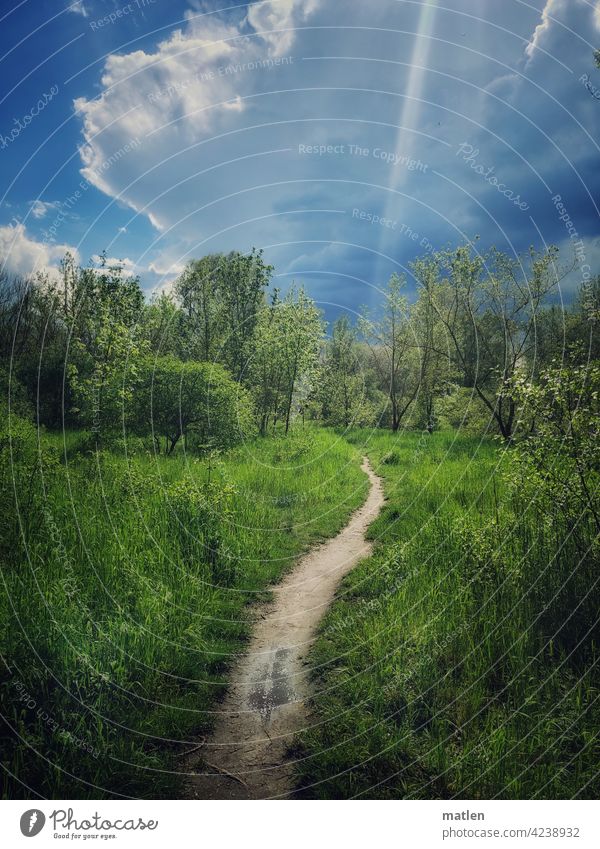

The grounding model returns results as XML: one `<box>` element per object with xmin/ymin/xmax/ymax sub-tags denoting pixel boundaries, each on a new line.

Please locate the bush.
<box><xmin>0</xmin><ymin>406</ymin><xmax>58</xmax><ymax>560</ymax></box>
<box><xmin>131</xmin><ymin>356</ymin><xmax>256</xmax><ymax>453</ymax></box>
<box><xmin>436</xmin><ymin>385</ymin><xmax>496</xmax><ymax>434</ymax></box>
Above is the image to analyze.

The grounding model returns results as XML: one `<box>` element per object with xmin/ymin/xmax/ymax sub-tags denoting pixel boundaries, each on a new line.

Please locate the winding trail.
<box><xmin>184</xmin><ymin>457</ymin><xmax>384</xmax><ymax>799</ymax></box>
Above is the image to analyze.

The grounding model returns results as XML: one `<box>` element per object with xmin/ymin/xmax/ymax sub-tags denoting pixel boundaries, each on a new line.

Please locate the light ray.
<box><xmin>376</xmin><ymin>0</ymin><xmax>439</xmax><ymax>283</ymax></box>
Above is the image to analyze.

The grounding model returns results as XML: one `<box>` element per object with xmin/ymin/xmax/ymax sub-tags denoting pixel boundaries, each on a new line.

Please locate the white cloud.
<box><xmin>525</xmin><ymin>0</ymin><xmax>595</xmax><ymax>64</ymax></box>
<box><xmin>148</xmin><ymin>258</ymin><xmax>185</xmax><ymax>277</ymax></box>
<box><xmin>525</xmin><ymin>0</ymin><xmax>555</xmax><ymax>62</ymax></box>
<box><xmin>73</xmin><ymin>2</ymin><xmax>318</xmax><ymax>231</ymax></box>
<box><xmin>246</xmin><ymin>0</ymin><xmax>319</xmax><ymax>56</ymax></box>
<box><xmin>0</xmin><ymin>224</ymin><xmax>78</xmax><ymax>280</ymax></box>
<box><xmin>29</xmin><ymin>200</ymin><xmax>60</xmax><ymax>220</ymax></box>
<box><xmin>68</xmin><ymin>1</ymin><xmax>89</xmax><ymax>17</ymax></box>
<box><xmin>90</xmin><ymin>254</ymin><xmax>138</xmax><ymax>276</ymax></box>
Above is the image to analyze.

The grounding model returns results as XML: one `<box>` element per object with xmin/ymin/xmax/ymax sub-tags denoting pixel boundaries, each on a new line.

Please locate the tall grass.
<box><xmin>294</xmin><ymin>429</ymin><xmax>600</xmax><ymax>799</ymax></box>
<box><xmin>0</xmin><ymin>425</ymin><xmax>366</xmax><ymax>798</ymax></box>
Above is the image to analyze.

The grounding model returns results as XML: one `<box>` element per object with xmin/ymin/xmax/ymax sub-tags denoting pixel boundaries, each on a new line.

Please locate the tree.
<box><xmin>175</xmin><ymin>254</ymin><xmax>224</xmax><ymax>362</ymax></box>
<box><xmin>68</xmin><ymin>254</ymin><xmax>146</xmax><ymax>438</ymax></box>
<box><xmin>359</xmin><ymin>273</ymin><xmax>421</xmax><ymax>431</ymax></box>
<box><xmin>219</xmin><ymin>249</ymin><xmax>273</xmax><ymax>382</ymax></box>
<box><xmin>0</xmin><ymin>268</ymin><xmax>70</xmax><ymax>426</ymax></box>
<box><xmin>411</xmin><ymin>243</ymin><xmax>560</xmax><ymax>440</ymax></box>
<box><xmin>410</xmin><ymin>276</ymin><xmax>455</xmax><ymax>432</ymax></box>
<box><xmin>318</xmin><ymin>315</ymin><xmax>377</xmax><ymax>428</ymax></box>
<box><xmin>251</xmin><ymin>290</ymin><xmax>285</xmax><ymax>435</ymax></box>
<box><xmin>132</xmin><ymin>356</ymin><xmax>255</xmax><ymax>454</ymax></box>
<box><xmin>251</xmin><ymin>286</ymin><xmax>324</xmax><ymax>434</ymax></box>
<box><xmin>507</xmin><ymin>360</ymin><xmax>600</xmax><ymax>647</ymax></box>
<box><xmin>174</xmin><ymin>248</ymin><xmax>272</xmax><ymax>380</ymax></box>
<box><xmin>141</xmin><ymin>292</ymin><xmax>184</xmax><ymax>357</ymax></box>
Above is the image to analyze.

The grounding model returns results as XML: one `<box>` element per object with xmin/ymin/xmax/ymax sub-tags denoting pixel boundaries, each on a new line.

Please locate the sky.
<box><xmin>1</xmin><ymin>0</ymin><xmax>599</xmax><ymax>319</ymax></box>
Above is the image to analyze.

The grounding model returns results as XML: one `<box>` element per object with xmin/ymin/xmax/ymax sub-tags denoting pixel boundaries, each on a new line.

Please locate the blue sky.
<box><xmin>1</xmin><ymin>0</ymin><xmax>599</xmax><ymax>318</ymax></box>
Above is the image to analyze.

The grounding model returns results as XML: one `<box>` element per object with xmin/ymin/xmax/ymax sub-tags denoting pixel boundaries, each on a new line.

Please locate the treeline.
<box><xmin>319</xmin><ymin>245</ymin><xmax>599</xmax><ymax>437</ymax></box>
<box><xmin>0</xmin><ymin>249</ymin><xmax>322</xmax><ymax>451</ymax></box>
<box><xmin>1</xmin><ymin>242</ymin><xmax>599</xmax><ymax>449</ymax></box>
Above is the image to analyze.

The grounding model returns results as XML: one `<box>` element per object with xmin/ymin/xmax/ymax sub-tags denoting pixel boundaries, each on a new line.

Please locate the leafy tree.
<box><xmin>175</xmin><ymin>254</ymin><xmax>224</xmax><ymax>362</ymax></box>
<box><xmin>412</xmin><ymin>243</ymin><xmax>560</xmax><ymax>439</ymax></box>
<box><xmin>410</xmin><ymin>265</ymin><xmax>456</xmax><ymax>432</ymax></box>
<box><xmin>0</xmin><ymin>265</ymin><xmax>77</xmax><ymax>426</ymax></box>
<box><xmin>507</xmin><ymin>360</ymin><xmax>600</xmax><ymax>646</ymax></box>
<box><xmin>132</xmin><ymin>356</ymin><xmax>255</xmax><ymax>454</ymax></box>
<box><xmin>359</xmin><ymin>273</ymin><xmax>421</xmax><ymax>431</ymax></box>
<box><xmin>251</xmin><ymin>286</ymin><xmax>324</xmax><ymax>434</ymax></box>
<box><xmin>68</xmin><ymin>254</ymin><xmax>146</xmax><ymax>438</ymax></box>
<box><xmin>510</xmin><ymin>362</ymin><xmax>600</xmax><ymax>532</ymax></box>
<box><xmin>141</xmin><ymin>292</ymin><xmax>184</xmax><ymax>357</ymax></box>
<box><xmin>252</xmin><ymin>290</ymin><xmax>285</xmax><ymax>435</ymax></box>
<box><xmin>318</xmin><ymin>315</ymin><xmax>377</xmax><ymax>428</ymax></box>
<box><xmin>219</xmin><ymin>249</ymin><xmax>273</xmax><ymax>382</ymax></box>
<box><xmin>175</xmin><ymin>249</ymin><xmax>272</xmax><ymax>379</ymax></box>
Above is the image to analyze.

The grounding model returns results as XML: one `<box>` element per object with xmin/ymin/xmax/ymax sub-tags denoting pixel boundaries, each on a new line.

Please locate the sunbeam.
<box><xmin>375</xmin><ymin>0</ymin><xmax>439</xmax><ymax>282</ymax></box>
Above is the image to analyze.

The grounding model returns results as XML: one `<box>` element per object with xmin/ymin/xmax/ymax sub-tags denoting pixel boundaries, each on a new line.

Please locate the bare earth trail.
<box><xmin>184</xmin><ymin>458</ymin><xmax>384</xmax><ymax>799</ymax></box>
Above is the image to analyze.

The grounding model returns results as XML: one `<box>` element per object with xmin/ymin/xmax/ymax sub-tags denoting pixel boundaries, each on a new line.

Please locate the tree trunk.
<box><xmin>391</xmin><ymin>399</ymin><xmax>400</xmax><ymax>431</ymax></box>
<box><xmin>167</xmin><ymin>434</ymin><xmax>180</xmax><ymax>455</ymax></box>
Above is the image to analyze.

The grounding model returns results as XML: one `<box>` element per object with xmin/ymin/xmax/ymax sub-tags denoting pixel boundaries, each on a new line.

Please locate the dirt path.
<box><xmin>184</xmin><ymin>457</ymin><xmax>384</xmax><ymax>799</ymax></box>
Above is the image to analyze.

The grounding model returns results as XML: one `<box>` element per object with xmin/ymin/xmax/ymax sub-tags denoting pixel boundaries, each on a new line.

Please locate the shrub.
<box><xmin>131</xmin><ymin>356</ymin><xmax>256</xmax><ymax>453</ymax></box>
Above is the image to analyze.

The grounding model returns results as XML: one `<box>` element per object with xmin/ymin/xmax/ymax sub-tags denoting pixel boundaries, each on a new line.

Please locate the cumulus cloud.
<box><xmin>65</xmin><ymin>0</ymin><xmax>599</xmax><ymax>303</ymax></box>
<box><xmin>0</xmin><ymin>224</ymin><xmax>177</xmax><ymax>292</ymax></box>
<box><xmin>29</xmin><ymin>200</ymin><xmax>61</xmax><ymax>220</ymax></box>
<box><xmin>73</xmin><ymin>2</ymin><xmax>317</xmax><ymax>232</ymax></box>
<box><xmin>525</xmin><ymin>0</ymin><xmax>596</xmax><ymax>66</ymax></box>
<box><xmin>0</xmin><ymin>224</ymin><xmax>78</xmax><ymax>280</ymax></box>
<box><xmin>246</xmin><ymin>0</ymin><xmax>319</xmax><ymax>56</ymax></box>
<box><xmin>147</xmin><ymin>257</ymin><xmax>186</xmax><ymax>277</ymax></box>
<box><xmin>525</xmin><ymin>0</ymin><xmax>556</xmax><ymax>62</ymax></box>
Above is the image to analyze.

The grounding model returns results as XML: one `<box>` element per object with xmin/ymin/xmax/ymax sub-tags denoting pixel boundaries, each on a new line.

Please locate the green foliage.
<box><xmin>68</xmin><ymin>257</ymin><xmax>147</xmax><ymax>437</ymax></box>
<box><xmin>175</xmin><ymin>249</ymin><xmax>272</xmax><ymax>380</ymax></box>
<box><xmin>511</xmin><ymin>361</ymin><xmax>600</xmax><ymax>525</ymax></box>
<box><xmin>359</xmin><ymin>273</ymin><xmax>421</xmax><ymax>431</ymax></box>
<box><xmin>0</xmin><ymin>407</ymin><xmax>58</xmax><ymax>562</ymax></box>
<box><xmin>0</xmin><ymin>427</ymin><xmax>366</xmax><ymax>799</ymax></box>
<box><xmin>411</xmin><ymin>243</ymin><xmax>560</xmax><ymax>439</ymax></box>
<box><xmin>251</xmin><ymin>286</ymin><xmax>324</xmax><ymax>434</ymax></box>
<box><xmin>508</xmin><ymin>362</ymin><xmax>600</xmax><ymax>649</ymax></box>
<box><xmin>318</xmin><ymin>316</ymin><xmax>379</xmax><ymax>428</ymax></box>
<box><xmin>131</xmin><ymin>356</ymin><xmax>255</xmax><ymax>453</ymax></box>
<box><xmin>141</xmin><ymin>292</ymin><xmax>184</xmax><ymax>357</ymax></box>
<box><xmin>295</xmin><ymin>425</ymin><xmax>600</xmax><ymax>799</ymax></box>
<box><xmin>0</xmin><ymin>366</ymin><xmax>33</xmax><ymax>419</ymax></box>
<box><xmin>435</xmin><ymin>384</ymin><xmax>495</xmax><ymax>433</ymax></box>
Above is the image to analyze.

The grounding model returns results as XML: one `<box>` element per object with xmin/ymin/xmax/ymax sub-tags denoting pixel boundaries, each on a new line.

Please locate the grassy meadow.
<box><xmin>1</xmin><ymin>250</ymin><xmax>598</xmax><ymax>799</ymax></box>
<box><xmin>293</xmin><ymin>429</ymin><xmax>600</xmax><ymax>799</ymax></box>
<box><xmin>0</xmin><ymin>425</ymin><xmax>367</xmax><ymax>799</ymax></box>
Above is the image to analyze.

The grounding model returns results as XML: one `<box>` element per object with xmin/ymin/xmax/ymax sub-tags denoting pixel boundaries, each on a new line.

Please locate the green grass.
<box><xmin>0</xmin><ymin>425</ymin><xmax>367</xmax><ymax>799</ymax></box>
<box><xmin>3</xmin><ymin>423</ymin><xmax>598</xmax><ymax>799</ymax></box>
<box><xmin>293</xmin><ymin>429</ymin><xmax>600</xmax><ymax>799</ymax></box>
